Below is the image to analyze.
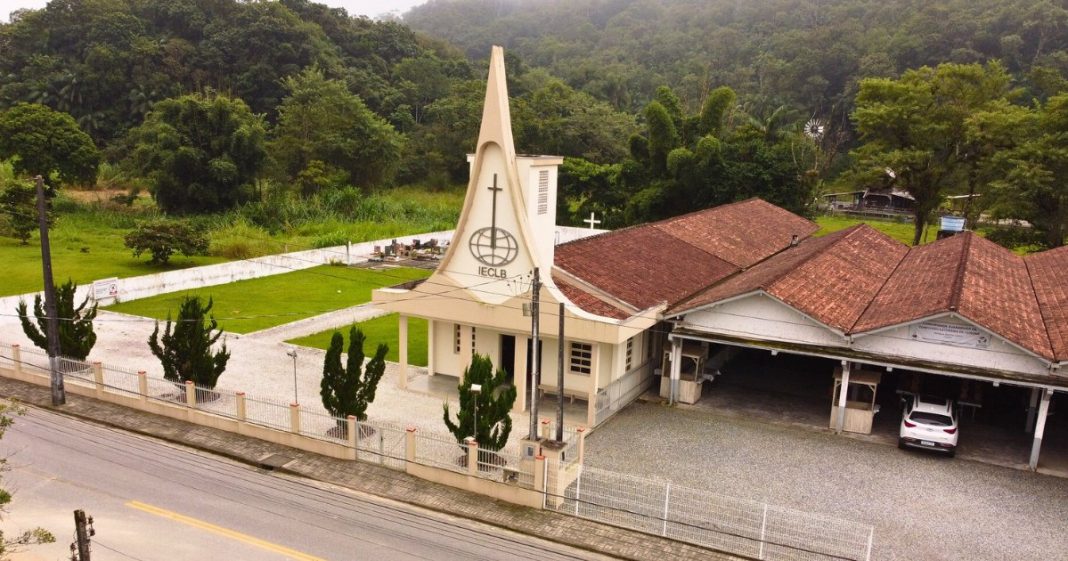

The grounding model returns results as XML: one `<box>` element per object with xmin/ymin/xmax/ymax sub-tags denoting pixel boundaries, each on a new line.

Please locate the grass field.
<box><xmin>0</xmin><ymin>186</ymin><xmax>464</xmax><ymax>297</ymax></box>
<box><xmin>105</xmin><ymin>266</ymin><xmax>430</xmax><ymax>334</ymax></box>
<box><xmin>288</xmin><ymin>314</ymin><xmax>429</xmax><ymax>367</ymax></box>
<box><xmin>814</xmin><ymin>214</ymin><xmax>940</xmax><ymax>245</ymax></box>
<box><xmin>1</xmin><ymin>211</ymin><xmax>225</xmax><ymax>296</ymax></box>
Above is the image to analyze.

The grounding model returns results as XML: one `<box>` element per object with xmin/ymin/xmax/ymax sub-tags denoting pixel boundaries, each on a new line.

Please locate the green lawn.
<box><xmin>814</xmin><ymin>214</ymin><xmax>940</xmax><ymax>245</ymax></box>
<box><xmin>1</xmin><ymin>211</ymin><xmax>225</xmax><ymax>296</ymax></box>
<box><xmin>106</xmin><ymin>266</ymin><xmax>430</xmax><ymax>334</ymax></box>
<box><xmin>288</xmin><ymin>314</ymin><xmax>429</xmax><ymax>367</ymax></box>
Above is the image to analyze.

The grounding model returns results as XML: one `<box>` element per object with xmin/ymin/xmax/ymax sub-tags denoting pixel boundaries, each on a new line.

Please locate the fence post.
<box><xmin>289</xmin><ymin>403</ymin><xmax>301</xmax><ymax>434</ymax></box>
<box><xmin>92</xmin><ymin>362</ymin><xmax>104</xmax><ymax>398</ymax></box>
<box><xmin>576</xmin><ymin>427</ymin><xmax>586</xmax><ymax>465</ymax></box>
<box><xmin>534</xmin><ymin>454</ymin><xmax>546</xmax><ymax>494</ymax></box>
<box><xmin>235</xmin><ymin>392</ymin><xmax>246</xmax><ymax>421</ymax></box>
<box><xmin>11</xmin><ymin>344</ymin><xmax>21</xmax><ymax>374</ymax></box>
<box><xmin>866</xmin><ymin>526</ymin><xmax>874</xmax><ymax>561</ymax></box>
<box><xmin>347</xmin><ymin>415</ymin><xmax>358</xmax><ymax>456</ymax></box>
<box><xmin>184</xmin><ymin>381</ymin><xmax>196</xmax><ymax>407</ymax></box>
<box><xmin>137</xmin><ymin>371</ymin><xmax>147</xmax><ymax>403</ymax></box>
<box><xmin>759</xmin><ymin>503</ymin><xmax>768</xmax><ymax>560</ymax></box>
<box><xmin>467</xmin><ymin>439</ymin><xmax>479</xmax><ymax>476</ymax></box>
<box><xmin>573</xmin><ymin>465</ymin><xmax>583</xmax><ymax>516</ymax></box>
<box><xmin>405</xmin><ymin>426</ymin><xmax>417</xmax><ymax>463</ymax></box>
<box><xmin>661</xmin><ymin>482</ymin><xmax>671</xmax><ymax>537</ymax></box>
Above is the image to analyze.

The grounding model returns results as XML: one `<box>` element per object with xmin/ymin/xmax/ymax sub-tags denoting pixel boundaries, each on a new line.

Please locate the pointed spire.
<box><xmin>477</xmin><ymin>46</ymin><xmax>517</xmax><ymax>160</ymax></box>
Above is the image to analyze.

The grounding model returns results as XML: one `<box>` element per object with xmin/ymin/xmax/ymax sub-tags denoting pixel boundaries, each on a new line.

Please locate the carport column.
<box><xmin>586</xmin><ymin>343</ymin><xmax>601</xmax><ymax>427</ymax></box>
<box><xmin>1026</xmin><ymin>387</ymin><xmax>1040</xmax><ymax>432</ymax></box>
<box><xmin>1029</xmin><ymin>389</ymin><xmax>1053</xmax><ymax>470</ymax></box>
<box><xmin>669</xmin><ymin>338</ymin><xmax>682</xmax><ymax>405</ymax></box>
<box><xmin>398</xmin><ymin>314</ymin><xmax>409</xmax><ymax>390</ymax></box>
<box><xmin>836</xmin><ymin>361</ymin><xmax>851</xmax><ymax>433</ymax></box>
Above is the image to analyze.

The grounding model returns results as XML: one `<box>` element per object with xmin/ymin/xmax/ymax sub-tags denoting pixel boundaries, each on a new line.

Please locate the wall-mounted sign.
<box><xmin>92</xmin><ymin>277</ymin><xmax>119</xmax><ymax>303</ymax></box>
<box><xmin>909</xmin><ymin>320</ymin><xmax>990</xmax><ymax>349</ymax></box>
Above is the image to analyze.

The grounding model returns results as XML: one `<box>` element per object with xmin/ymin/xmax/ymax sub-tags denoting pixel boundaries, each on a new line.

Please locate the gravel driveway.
<box><xmin>584</xmin><ymin>401</ymin><xmax>1068</xmax><ymax>561</ymax></box>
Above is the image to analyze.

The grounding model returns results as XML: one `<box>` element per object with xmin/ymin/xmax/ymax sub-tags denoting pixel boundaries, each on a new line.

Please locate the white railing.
<box><xmin>543</xmin><ymin>461</ymin><xmax>873</xmax><ymax>561</ymax></box>
<box><xmin>594</xmin><ymin>359</ymin><xmax>655</xmax><ymax>425</ymax></box>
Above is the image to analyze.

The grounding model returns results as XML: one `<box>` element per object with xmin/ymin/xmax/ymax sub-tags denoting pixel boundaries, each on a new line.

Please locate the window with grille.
<box><xmin>537</xmin><ymin>170</ymin><xmax>549</xmax><ymax>215</ymax></box>
<box><xmin>625</xmin><ymin>337</ymin><xmax>634</xmax><ymax>371</ymax></box>
<box><xmin>454</xmin><ymin>324</ymin><xmax>461</xmax><ymax>354</ymax></box>
<box><xmin>570</xmin><ymin>342</ymin><xmax>592</xmax><ymax>375</ymax></box>
<box><xmin>471</xmin><ymin>326</ymin><xmax>477</xmax><ymax>354</ymax></box>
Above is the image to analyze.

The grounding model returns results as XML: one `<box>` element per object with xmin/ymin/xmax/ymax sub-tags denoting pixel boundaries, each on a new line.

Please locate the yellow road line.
<box><xmin>126</xmin><ymin>500</ymin><xmax>327</xmax><ymax>561</ymax></box>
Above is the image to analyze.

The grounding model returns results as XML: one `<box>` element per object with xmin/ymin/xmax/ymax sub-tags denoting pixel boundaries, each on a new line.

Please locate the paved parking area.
<box><xmin>584</xmin><ymin>401</ymin><xmax>1068</xmax><ymax>561</ymax></box>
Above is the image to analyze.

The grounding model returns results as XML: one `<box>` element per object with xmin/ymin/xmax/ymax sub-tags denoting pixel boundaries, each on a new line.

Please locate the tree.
<box><xmin>0</xmin><ymin>103</ymin><xmax>100</xmax><ymax>186</ymax></box>
<box><xmin>442</xmin><ymin>354</ymin><xmax>517</xmax><ymax>451</ymax></box>
<box><xmin>16</xmin><ymin>279</ymin><xmax>97</xmax><ymax>361</ymax></box>
<box><xmin>0</xmin><ymin>402</ymin><xmax>56</xmax><ymax>558</ymax></box>
<box><xmin>0</xmin><ymin>181</ymin><xmax>37</xmax><ymax>244</ymax></box>
<box><xmin>126</xmin><ymin>92</ymin><xmax>267</xmax><ymax>214</ymax></box>
<box><xmin>981</xmin><ymin>93</ymin><xmax>1068</xmax><ymax>247</ymax></box>
<box><xmin>124</xmin><ymin>219</ymin><xmax>209</xmax><ymax>265</ymax></box>
<box><xmin>148</xmin><ymin>296</ymin><xmax>230</xmax><ymax>390</ymax></box>
<box><xmin>320</xmin><ymin>327</ymin><xmax>388</xmax><ymax>431</ymax></box>
<box><xmin>850</xmin><ymin>62</ymin><xmax>1012</xmax><ymax>244</ymax></box>
<box><xmin>270</xmin><ymin>67</ymin><xmax>403</xmax><ymax>192</ymax></box>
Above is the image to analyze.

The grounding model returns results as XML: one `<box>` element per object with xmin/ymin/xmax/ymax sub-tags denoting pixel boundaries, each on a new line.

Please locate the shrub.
<box><xmin>17</xmin><ymin>279</ymin><xmax>97</xmax><ymax>361</ymax></box>
<box><xmin>148</xmin><ymin>296</ymin><xmax>229</xmax><ymax>389</ymax></box>
<box><xmin>443</xmin><ymin>354</ymin><xmax>517</xmax><ymax>451</ymax></box>
<box><xmin>125</xmin><ymin>219</ymin><xmax>209</xmax><ymax>264</ymax></box>
<box><xmin>320</xmin><ymin>327</ymin><xmax>388</xmax><ymax>428</ymax></box>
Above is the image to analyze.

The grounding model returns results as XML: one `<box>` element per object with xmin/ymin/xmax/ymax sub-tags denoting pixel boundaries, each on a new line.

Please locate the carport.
<box><xmin>661</xmin><ymin>228</ymin><xmax>1068</xmax><ymax>472</ymax></box>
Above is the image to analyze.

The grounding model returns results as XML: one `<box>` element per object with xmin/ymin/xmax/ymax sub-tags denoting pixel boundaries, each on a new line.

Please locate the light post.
<box><xmin>286</xmin><ymin>349</ymin><xmax>298</xmax><ymax>404</ymax></box>
<box><xmin>471</xmin><ymin>383</ymin><xmax>482</xmax><ymax>440</ymax></box>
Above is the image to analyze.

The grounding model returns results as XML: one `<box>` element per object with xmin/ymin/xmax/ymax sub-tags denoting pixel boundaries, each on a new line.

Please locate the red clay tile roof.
<box><xmin>671</xmin><ymin>225</ymin><xmax>909</xmax><ymax>332</ymax></box>
<box><xmin>553</xmin><ymin>275</ymin><xmax>632</xmax><ymax>320</ymax></box>
<box><xmin>1026</xmin><ymin>246</ymin><xmax>1068</xmax><ymax>361</ymax></box>
<box><xmin>855</xmin><ymin>232</ymin><xmax>1053</xmax><ymax>359</ymax></box>
<box><xmin>653</xmin><ymin>199</ymin><xmax>820</xmax><ymax>267</ymax></box>
<box><xmin>553</xmin><ymin>199</ymin><xmax>818</xmax><ymax>313</ymax></box>
<box><xmin>554</xmin><ymin>226</ymin><xmax>737</xmax><ymax>310</ymax></box>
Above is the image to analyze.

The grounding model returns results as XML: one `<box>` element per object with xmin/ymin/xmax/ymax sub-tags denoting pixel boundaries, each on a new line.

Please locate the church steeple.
<box><xmin>436</xmin><ymin>46</ymin><xmax>562</xmax><ymax>305</ymax></box>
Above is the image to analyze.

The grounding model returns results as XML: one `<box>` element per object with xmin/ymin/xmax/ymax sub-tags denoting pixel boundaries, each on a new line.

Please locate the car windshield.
<box><xmin>910</xmin><ymin>411</ymin><xmax>953</xmax><ymax>426</ymax></box>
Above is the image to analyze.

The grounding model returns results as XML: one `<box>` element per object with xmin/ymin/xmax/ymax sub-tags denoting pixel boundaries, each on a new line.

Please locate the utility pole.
<box><xmin>71</xmin><ymin>509</ymin><xmax>93</xmax><ymax>561</ymax></box>
<box><xmin>36</xmin><ymin>176</ymin><xmax>64</xmax><ymax>406</ymax></box>
<box><xmin>528</xmin><ymin>268</ymin><xmax>540</xmax><ymax>440</ymax></box>
<box><xmin>556</xmin><ymin>301</ymin><xmax>565</xmax><ymax>442</ymax></box>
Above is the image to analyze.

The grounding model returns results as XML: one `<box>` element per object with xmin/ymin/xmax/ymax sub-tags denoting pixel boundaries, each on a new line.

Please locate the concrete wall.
<box><xmin>0</xmin><ymin>363</ymin><xmax>559</xmax><ymax>511</ymax></box>
<box><xmin>0</xmin><ymin>230</ymin><xmax>455</xmax><ymax>312</ymax></box>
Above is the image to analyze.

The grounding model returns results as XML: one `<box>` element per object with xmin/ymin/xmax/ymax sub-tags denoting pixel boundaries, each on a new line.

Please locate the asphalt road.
<box><xmin>1</xmin><ymin>408</ymin><xmax>616</xmax><ymax>561</ymax></box>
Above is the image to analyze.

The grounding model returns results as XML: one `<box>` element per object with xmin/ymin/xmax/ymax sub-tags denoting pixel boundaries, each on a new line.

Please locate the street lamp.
<box><xmin>470</xmin><ymin>383</ymin><xmax>482</xmax><ymax>440</ymax></box>
<box><xmin>286</xmin><ymin>349</ymin><xmax>298</xmax><ymax>404</ymax></box>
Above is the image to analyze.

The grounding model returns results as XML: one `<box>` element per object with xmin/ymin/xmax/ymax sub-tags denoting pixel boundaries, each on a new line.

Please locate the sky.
<box><xmin>0</xmin><ymin>0</ymin><xmax>429</xmax><ymax>23</ymax></box>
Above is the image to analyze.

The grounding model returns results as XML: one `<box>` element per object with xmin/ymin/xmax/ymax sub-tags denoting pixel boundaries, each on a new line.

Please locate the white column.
<box><xmin>1029</xmin><ymin>389</ymin><xmax>1053</xmax><ymax>470</ymax></box>
<box><xmin>398</xmin><ymin>314</ymin><xmax>409</xmax><ymax>390</ymax></box>
<box><xmin>836</xmin><ymin>361</ymin><xmax>851</xmax><ymax>433</ymax></box>
<box><xmin>669</xmin><ymin>338</ymin><xmax>682</xmax><ymax>405</ymax></box>
<box><xmin>427</xmin><ymin>319</ymin><xmax>436</xmax><ymax>377</ymax></box>
<box><xmin>586</xmin><ymin>342</ymin><xmax>601</xmax><ymax>427</ymax></box>
<box><xmin>514</xmin><ymin>337</ymin><xmax>529</xmax><ymax>413</ymax></box>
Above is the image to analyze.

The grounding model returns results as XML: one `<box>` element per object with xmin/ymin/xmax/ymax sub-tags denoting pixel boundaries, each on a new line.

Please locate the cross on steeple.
<box><xmin>487</xmin><ymin>173</ymin><xmax>503</xmax><ymax>250</ymax></box>
<box><xmin>584</xmin><ymin>212</ymin><xmax>601</xmax><ymax>230</ymax></box>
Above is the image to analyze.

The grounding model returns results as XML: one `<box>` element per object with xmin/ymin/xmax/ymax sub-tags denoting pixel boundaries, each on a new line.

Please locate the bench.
<box><xmin>538</xmin><ymin>384</ymin><xmax>587</xmax><ymax>404</ymax></box>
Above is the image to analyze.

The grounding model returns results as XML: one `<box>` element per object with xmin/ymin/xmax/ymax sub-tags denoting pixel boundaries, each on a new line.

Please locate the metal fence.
<box><xmin>543</xmin><ymin>461</ymin><xmax>873</xmax><ymax>561</ymax></box>
<box><xmin>594</xmin><ymin>360</ymin><xmax>656</xmax><ymax>425</ymax></box>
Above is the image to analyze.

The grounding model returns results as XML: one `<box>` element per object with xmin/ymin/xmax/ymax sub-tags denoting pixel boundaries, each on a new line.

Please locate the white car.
<box><xmin>898</xmin><ymin>395</ymin><xmax>959</xmax><ymax>457</ymax></box>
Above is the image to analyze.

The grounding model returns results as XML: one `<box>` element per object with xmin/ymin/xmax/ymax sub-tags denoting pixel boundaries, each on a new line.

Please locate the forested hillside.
<box><xmin>407</xmin><ymin>0</ymin><xmax>1068</xmax><ymax>117</ymax></box>
<box><xmin>0</xmin><ymin>0</ymin><xmax>1065</xmax><ymax>252</ymax></box>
